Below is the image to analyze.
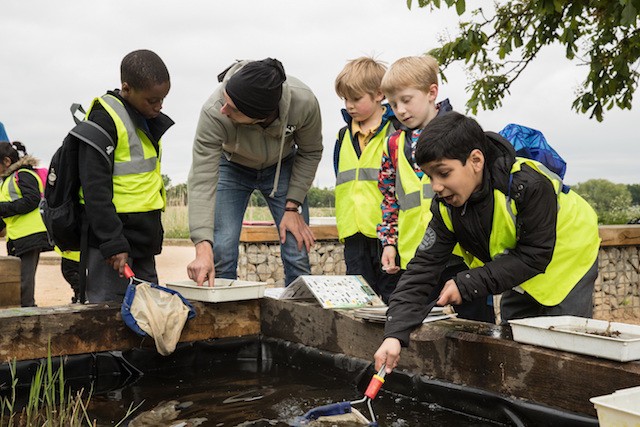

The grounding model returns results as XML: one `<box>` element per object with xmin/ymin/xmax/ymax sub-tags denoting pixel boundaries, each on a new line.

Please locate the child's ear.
<box><xmin>121</xmin><ymin>81</ymin><xmax>131</xmax><ymax>96</ymax></box>
<box><xmin>469</xmin><ymin>149</ymin><xmax>485</xmax><ymax>172</ymax></box>
<box><xmin>374</xmin><ymin>89</ymin><xmax>385</xmax><ymax>103</ymax></box>
<box><xmin>428</xmin><ymin>83</ymin><xmax>439</xmax><ymax>102</ymax></box>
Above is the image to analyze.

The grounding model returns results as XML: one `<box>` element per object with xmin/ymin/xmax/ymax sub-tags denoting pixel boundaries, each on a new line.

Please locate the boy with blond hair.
<box><xmin>377</xmin><ymin>55</ymin><xmax>494</xmax><ymax>321</ymax></box>
<box><xmin>333</xmin><ymin>56</ymin><xmax>400</xmax><ymax>302</ymax></box>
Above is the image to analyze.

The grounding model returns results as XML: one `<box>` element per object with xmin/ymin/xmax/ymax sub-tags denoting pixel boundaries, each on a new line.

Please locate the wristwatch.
<box><xmin>285</xmin><ymin>205</ymin><xmax>302</xmax><ymax>214</ymax></box>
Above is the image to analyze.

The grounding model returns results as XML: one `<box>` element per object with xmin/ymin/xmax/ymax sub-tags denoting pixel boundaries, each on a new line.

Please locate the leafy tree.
<box><xmin>307</xmin><ymin>187</ymin><xmax>335</xmax><ymax>207</ymax></box>
<box><xmin>408</xmin><ymin>0</ymin><xmax>640</xmax><ymax>121</ymax></box>
<box><xmin>628</xmin><ymin>183</ymin><xmax>640</xmax><ymax>205</ymax></box>
<box><xmin>250</xmin><ymin>191</ymin><xmax>267</xmax><ymax>207</ymax></box>
<box><xmin>166</xmin><ymin>182</ymin><xmax>187</xmax><ymax>206</ymax></box>
<box><xmin>162</xmin><ymin>174</ymin><xmax>171</xmax><ymax>188</ymax></box>
<box><xmin>572</xmin><ymin>179</ymin><xmax>633</xmax><ymax>223</ymax></box>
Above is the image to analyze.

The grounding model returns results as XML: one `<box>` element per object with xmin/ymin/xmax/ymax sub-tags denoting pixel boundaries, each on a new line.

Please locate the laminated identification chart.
<box><xmin>281</xmin><ymin>275</ymin><xmax>385</xmax><ymax>309</ymax></box>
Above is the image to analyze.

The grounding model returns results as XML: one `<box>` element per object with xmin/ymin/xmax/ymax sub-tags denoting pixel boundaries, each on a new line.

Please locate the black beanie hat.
<box><xmin>225</xmin><ymin>58</ymin><xmax>286</xmax><ymax>119</ymax></box>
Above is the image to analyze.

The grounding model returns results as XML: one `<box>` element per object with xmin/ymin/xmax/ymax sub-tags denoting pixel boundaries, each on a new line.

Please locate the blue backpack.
<box><xmin>498</xmin><ymin>123</ymin><xmax>569</xmax><ymax>193</ymax></box>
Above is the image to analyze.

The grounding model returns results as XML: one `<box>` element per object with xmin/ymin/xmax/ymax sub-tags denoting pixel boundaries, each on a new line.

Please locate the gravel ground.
<box><xmin>0</xmin><ymin>239</ymin><xmax>195</xmax><ymax>307</ymax></box>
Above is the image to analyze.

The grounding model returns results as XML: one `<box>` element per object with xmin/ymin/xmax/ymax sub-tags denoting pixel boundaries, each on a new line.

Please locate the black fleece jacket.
<box><xmin>78</xmin><ymin>90</ymin><xmax>174</xmax><ymax>259</ymax></box>
<box><xmin>0</xmin><ymin>158</ymin><xmax>53</xmax><ymax>256</ymax></box>
<box><xmin>384</xmin><ymin>132</ymin><xmax>559</xmax><ymax>346</ymax></box>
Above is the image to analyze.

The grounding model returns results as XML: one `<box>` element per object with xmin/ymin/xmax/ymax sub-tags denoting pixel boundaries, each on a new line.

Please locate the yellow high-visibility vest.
<box><xmin>0</xmin><ymin>169</ymin><xmax>47</xmax><ymax>240</ymax></box>
<box><xmin>439</xmin><ymin>157</ymin><xmax>600</xmax><ymax>305</ymax></box>
<box><xmin>335</xmin><ymin>121</ymin><xmax>394</xmax><ymax>241</ymax></box>
<box><xmin>394</xmin><ymin>131</ymin><xmax>435</xmax><ymax>269</ymax></box>
<box><xmin>82</xmin><ymin>94</ymin><xmax>165</xmax><ymax>213</ymax></box>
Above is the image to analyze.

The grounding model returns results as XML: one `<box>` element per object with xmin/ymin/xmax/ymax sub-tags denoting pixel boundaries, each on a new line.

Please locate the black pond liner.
<box><xmin>0</xmin><ymin>335</ymin><xmax>597</xmax><ymax>426</ymax></box>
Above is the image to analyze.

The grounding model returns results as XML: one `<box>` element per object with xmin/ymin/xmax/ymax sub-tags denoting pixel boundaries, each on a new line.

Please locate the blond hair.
<box><xmin>381</xmin><ymin>55</ymin><xmax>439</xmax><ymax>97</ymax></box>
<box><xmin>335</xmin><ymin>56</ymin><xmax>387</xmax><ymax>99</ymax></box>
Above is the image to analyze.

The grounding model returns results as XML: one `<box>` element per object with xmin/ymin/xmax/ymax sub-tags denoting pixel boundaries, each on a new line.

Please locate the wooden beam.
<box><xmin>0</xmin><ymin>300</ymin><xmax>260</xmax><ymax>361</ymax></box>
<box><xmin>239</xmin><ymin>224</ymin><xmax>338</xmax><ymax>243</ymax></box>
<box><xmin>236</xmin><ymin>225</ymin><xmax>640</xmax><ymax>246</ymax></box>
<box><xmin>599</xmin><ymin>225</ymin><xmax>640</xmax><ymax>246</ymax></box>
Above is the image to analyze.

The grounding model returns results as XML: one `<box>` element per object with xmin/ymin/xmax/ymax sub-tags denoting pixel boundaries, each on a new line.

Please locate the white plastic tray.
<box><xmin>590</xmin><ymin>386</ymin><xmax>640</xmax><ymax>426</ymax></box>
<box><xmin>166</xmin><ymin>279</ymin><xmax>266</xmax><ymax>303</ymax></box>
<box><xmin>509</xmin><ymin>316</ymin><xmax>640</xmax><ymax>362</ymax></box>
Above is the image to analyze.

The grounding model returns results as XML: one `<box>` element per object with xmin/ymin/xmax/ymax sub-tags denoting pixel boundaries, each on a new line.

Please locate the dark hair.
<box><xmin>0</xmin><ymin>141</ymin><xmax>27</xmax><ymax>164</ymax></box>
<box><xmin>415</xmin><ymin>112</ymin><xmax>487</xmax><ymax>166</ymax></box>
<box><xmin>120</xmin><ymin>49</ymin><xmax>170</xmax><ymax>90</ymax></box>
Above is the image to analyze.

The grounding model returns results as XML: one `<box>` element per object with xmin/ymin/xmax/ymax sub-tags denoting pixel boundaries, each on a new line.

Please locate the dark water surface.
<box><xmin>89</xmin><ymin>361</ymin><xmax>501</xmax><ymax>427</ymax></box>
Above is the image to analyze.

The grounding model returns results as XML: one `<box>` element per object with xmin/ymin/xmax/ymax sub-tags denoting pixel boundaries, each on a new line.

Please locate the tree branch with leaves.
<box><xmin>409</xmin><ymin>0</ymin><xmax>640</xmax><ymax>121</ymax></box>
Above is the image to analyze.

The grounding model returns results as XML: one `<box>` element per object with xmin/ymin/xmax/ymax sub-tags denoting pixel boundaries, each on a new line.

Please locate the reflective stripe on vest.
<box><xmin>395</xmin><ymin>131</ymin><xmax>434</xmax><ymax>269</ymax></box>
<box><xmin>335</xmin><ymin>122</ymin><xmax>393</xmax><ymax>240</ymax></box>
<box><xmin>54</xmin><ymin>245</ymin><xmax>81</xmax><ymax>262</ymax></box>
<box><xmin>0</xmin><ymin>169</ymin><xmax>47</xmax><ymax>240</ymax></box>
<box><xmin>87</xmin><ymin>95</ymin><xmax>165</xmax><ymax>213</ymax></box>
<box><xmin>439</xmin><ymin>157</ymin><xmax>600</xmax><ymax>305</ymax></box>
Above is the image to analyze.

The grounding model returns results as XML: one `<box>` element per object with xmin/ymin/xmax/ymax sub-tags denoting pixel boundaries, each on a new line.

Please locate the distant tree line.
<box><xmin>245</xmin><ymin>186</ymin><xmax>335</xmax><ymax>208</ymax></box>
<box><xmin>572</xmin><ymin>181</ymin><xmax>640</xmax><ymax>224</ymax></box>
<box><xmin>164</xmin><ymin>175</ymin><xmax>640</xmax><ymax>225</ymax></box>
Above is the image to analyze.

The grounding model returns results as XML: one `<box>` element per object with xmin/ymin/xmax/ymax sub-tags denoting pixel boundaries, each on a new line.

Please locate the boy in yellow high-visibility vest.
<box><xmin>333</xmin><ymin>57</ymin><xmax>400</xmax><ymax>302</ymax></box>
<box><xmin>374</xmin><ymin>112</ymin><xmax>599</xmax><ymax>373</ymax></box>
<box><xmin>377</xmin><ymin>56</ymin><xmax>494</xmax><ymax>322</ymax></box>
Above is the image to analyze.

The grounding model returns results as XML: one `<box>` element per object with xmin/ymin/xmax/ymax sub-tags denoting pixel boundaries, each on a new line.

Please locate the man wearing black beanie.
<box><xmin>187</xmin><ymin>58</ymin><xmax>323</xmax><ymax>288</ymax></box>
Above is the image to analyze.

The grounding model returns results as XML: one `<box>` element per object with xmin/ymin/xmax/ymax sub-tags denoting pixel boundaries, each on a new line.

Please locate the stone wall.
<box><xmin>237</xmin><ymin>225</ymin><xmax>640</xmax><ymax>324</ymax></box>
<box><xmin>238</xmin><ymin>241</ymin><xmax>346</xmax><ymax>285</ymax></box>
<box><xmin>594</xmin><ymin>245</ymin><xmax>640</xmax><ymax>323</ymax></box>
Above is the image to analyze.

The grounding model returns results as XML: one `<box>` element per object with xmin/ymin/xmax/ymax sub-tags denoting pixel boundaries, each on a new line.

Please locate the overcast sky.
<box><xmin>2</xmin><ymin>0</ymin><xmax>638</xmax><ymax>188</ymax></box>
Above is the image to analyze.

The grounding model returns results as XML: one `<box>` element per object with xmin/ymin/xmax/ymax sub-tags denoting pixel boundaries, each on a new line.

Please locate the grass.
<box><xmin>162</xmin><ymin>205</ymin><xmax>336</xmax><ymax>239</ymax></box>
<box><xmin>0</xmin><ymin>344</ymin><xmax>140</xmax><ymax>426</ymax></box>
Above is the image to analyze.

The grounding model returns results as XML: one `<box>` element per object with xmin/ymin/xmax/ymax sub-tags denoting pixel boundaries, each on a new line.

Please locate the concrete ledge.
<box><xmin>260</xmin><ymin>298</ymin><xmax>640</xmax><ymax>417</ymax></box>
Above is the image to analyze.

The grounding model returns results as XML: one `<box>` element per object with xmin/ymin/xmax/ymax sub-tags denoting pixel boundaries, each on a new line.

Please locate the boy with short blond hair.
<box><xmin>380</xmin><ymin>55</ymin><xmax>439</xmax><ymax>98</ymax></box>
<box><xmin>333</xmin><ymin>56</ymin><xmax>400</xmax><ymax>302</ymax></box>
<box><xmin>377</xmin><ymin>55</ymin><xmax>494</xmax><ymax>322</ymax></box>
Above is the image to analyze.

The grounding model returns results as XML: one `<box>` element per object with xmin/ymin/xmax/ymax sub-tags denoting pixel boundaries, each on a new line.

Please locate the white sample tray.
<box><xmin>590</xmin><ymin>386</ymin><xmax>640</xmax><ymax>426</ymax></box>
<box><xmin>509</xmin><ymin>316</ymin><xmax>640</xmax><ymax>362</ymax></box>
<box><xmin>166</xmin><ymin>279</ymin><xmax>266</xmax><ymax>303</ymax></box>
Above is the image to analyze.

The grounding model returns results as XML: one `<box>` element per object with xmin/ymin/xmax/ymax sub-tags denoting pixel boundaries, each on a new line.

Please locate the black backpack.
<box><xmin>40</xmin><ymin>115</ymin><xmax>113</xmax><ymax>251</ymax></box>
<box><xmin>39</xmin><ymin>104</ymin><xmax>114</xmax><ymax>304</ymax></box>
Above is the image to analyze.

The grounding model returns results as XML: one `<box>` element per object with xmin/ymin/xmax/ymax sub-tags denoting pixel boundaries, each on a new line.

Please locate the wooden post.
<box><xmin>0</xmin><ymin>256</ymin><xmax>21</xmax><ymax>308</ymax></box>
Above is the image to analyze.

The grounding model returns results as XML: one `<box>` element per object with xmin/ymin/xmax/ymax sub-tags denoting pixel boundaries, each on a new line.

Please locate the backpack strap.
<box><xmin>70</xmin><ymin>103</ymin><xmax>86</xmax><ymax>125</ymax></box>
<box><xmin>69</xmin><ymin>121</ymin><xmax>115</xmax><ymax>167</ymax></box>
<box><xmin>333</xmin><ymin>126</ymin><xmax>349</xmax><ymax>176</ymax></box>
<box><xmin>386</xmin><ymin>131</ymin><xmax>403</xmax><ymax>170</ymax></box>
<box><xmin>338</xmin><ymin>126</ymin><xmax>348</xmax><ymax>144</ymax></box>
<box><xmin>78</xmin><ymin>217</ymin><xmax>89</xmax><ymax>304</ymax></box>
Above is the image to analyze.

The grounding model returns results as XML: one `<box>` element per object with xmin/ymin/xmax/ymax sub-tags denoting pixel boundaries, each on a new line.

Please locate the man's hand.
<box><xmin>438</xmin><ymin>279</ymin><xmax>463</xmax><ymax>305</ymax></box>
<box><xmin>107</xmin><ymin>252</ymin><xmax>129</xmax><ymax>277</ymax></box>
<box><xmin>187</xmin><ymin>241</ymin><xmax>215</xmax><ymax>287</ymax></box>
<box><xmin>374</xmin><ymin>337</ymin><xmax>401</xmax><ymax>374</ymax></box>
<box><xmin>279</xmin><ymin>203</ymin><xmax>315</xmax><ymax>251</ymax></box>
<box><xmin>381</xmin><ymin>245</ymin><xmax>400</xmax><ymax>274</ymax></box>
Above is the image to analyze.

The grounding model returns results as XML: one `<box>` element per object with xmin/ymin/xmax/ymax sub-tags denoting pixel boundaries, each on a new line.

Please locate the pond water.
<box><xmin>2</xmin><ymin>338</ymin><xmax>595</xmax><ymax>426</ymax></box>
<box><xmin>88</xmin><ymin>361</ymin><xmax>502</xmax><ymax>426</ymax></box>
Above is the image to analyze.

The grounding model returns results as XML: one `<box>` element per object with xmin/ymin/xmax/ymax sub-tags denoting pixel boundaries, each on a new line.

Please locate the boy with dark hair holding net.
<box><xmin>78</xmin><ymin>49</ymin><xmax>174</xmax><ymax>303</ymax></box>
